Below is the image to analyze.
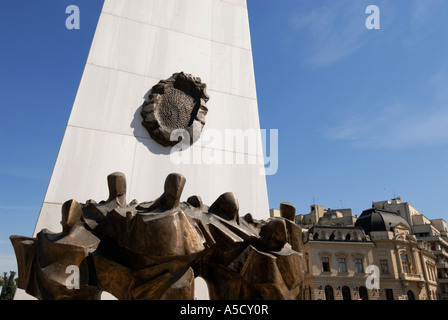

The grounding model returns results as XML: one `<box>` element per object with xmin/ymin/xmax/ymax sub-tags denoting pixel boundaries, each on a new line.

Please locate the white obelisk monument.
<box><xmin>16</xmin><ymin>0</ymin><xmax>270</xmax><ymax>299</ymax></box>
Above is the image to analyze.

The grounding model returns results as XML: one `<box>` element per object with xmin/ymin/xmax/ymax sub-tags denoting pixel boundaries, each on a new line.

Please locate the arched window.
<box><xmin>345</xmin><ymin>233</ymin><xmax>351</xmax><ymax>241</ymax></box>
<box><xmin>342</xmin><ymin>286</ymin><xmax>351</xmax><ymax>300</ymax></box>
<box><xmin>353</xmin><ymin>232</ymin><xmax>358</xmax><ymax>241</ymax></box>
<box><xmin>325</xmin><ymin>285</ymin><xmax>334</xmax><ymax>300</ymax></box>
<box><xmin>407</xmin><ymin>290</ymin><xmax>415</xmax><ymax>300</ymax></box>
<box><xmin>358</xmin><ymin>286</ymin><xmax>368</xmax><ymax>300</ymax></box>
<box><xmin>336</xmin><ymin>231</ymin><xmax>342</xmax><ymax>240</ymax></box>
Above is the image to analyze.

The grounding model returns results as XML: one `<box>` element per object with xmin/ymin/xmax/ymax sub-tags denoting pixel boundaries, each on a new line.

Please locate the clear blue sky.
<box><xmin>1</xmin><ymin>0</ymin><xmax>448</xmax><ymax>273</ymax></box>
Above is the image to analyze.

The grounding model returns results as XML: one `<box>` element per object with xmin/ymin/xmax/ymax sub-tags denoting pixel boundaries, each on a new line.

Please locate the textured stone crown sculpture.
<box><xmin>141</xmin><ymin>72</ymin><xmax>209</xmax><ymax>147</ymax></box>
<box><xmin>11</xmin><ymin>173</ymin><xmax>304</xmax><ymax>300</ymax></box>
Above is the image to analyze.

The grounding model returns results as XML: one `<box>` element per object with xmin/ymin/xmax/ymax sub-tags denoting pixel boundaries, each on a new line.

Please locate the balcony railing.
<box><xmin>402</xmin><ymin>273</ymin><xmax>422</xmax><ymax>280</ymax></box>
<box><xmin>433</xmin><ymin>249</ymin><xmax>448</xmax><ymax>258</ymax></box>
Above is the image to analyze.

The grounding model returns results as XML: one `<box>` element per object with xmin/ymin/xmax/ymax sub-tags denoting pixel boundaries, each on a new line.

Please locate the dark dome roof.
<box><xmin>355</xmin><ymin>208</ymin><xmax>410</xmax><ymax>234</ymax></box>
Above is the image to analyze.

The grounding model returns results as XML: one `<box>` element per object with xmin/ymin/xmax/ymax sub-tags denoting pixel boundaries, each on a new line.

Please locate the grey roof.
<box><xmin>355</xmin><ymin>208</ymin><xmax>410</xmax><ymax>234</ymax></box>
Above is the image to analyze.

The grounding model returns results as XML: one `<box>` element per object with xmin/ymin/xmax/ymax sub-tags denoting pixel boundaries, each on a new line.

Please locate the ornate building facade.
<box><xmin>302</xmin><ymin>225</ymin><xmax>375</xmax><ymax>300</ymax></box>
<box><xmin>290</xmin><ymin>200</ymin><xmax>440</xmax><ymax>300</ymax></box>
<box><xmin>372</xmin><ymin>198</ymin><xmax>448</xmax><ymax>299</ymax></box>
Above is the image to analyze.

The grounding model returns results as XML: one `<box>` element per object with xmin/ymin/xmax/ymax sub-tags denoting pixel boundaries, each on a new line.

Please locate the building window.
<box><xmin>353</xmin><ymin>232</ymin><xmax>358</xmax><ymax>241</ymax></box>
<box><xmin>407</xmin><ymin>290</ymin><xmax>416</xmax><ymax>300</ymax></box>
<box><xmin>325</xmin><ymin>286</ymin><xmax>334</xmax><ymax>300</ymax></box>
<box><xmin>355</xmin><ymin>258</ymin><xmax>364</xmax><ymax>273</ymax></box>
<box><xmin>429</xmin><ymin>264</ymin><xmax>437</xmax><ymax>281</ymax></box>
<box><xmin>342</xmin><ymin>286</ymin><xmax>351</xmax><ymax>300</ymax></box>
<box><xmin>426</xmin><ymin>263</ymin><xmax>433</xmax><ymax>281</ymax></box>
<box><xmin>322</xmin><ymin>257</ymin><xmax>330</xmax><ymax>272</ymax></box>
<box><xmin>380</xmin><ymin>260</ymin><xmax>389</xmax><ymax>274</ymax></box>
<box><xmin>336</xmin><ymin>232</ymin><xmax>342</xmax><ymax>240</ymax></box>
<box><xmin>401</xmin><ymin>254</ymin><xmax>410</xmax><ymax>273</ymax></box>
<box><xmin>339</xmin><ymin>258</ymin><xmax>347</xmax><ymax>273</ymax></box>
<box><xmin>385</xmin><ymin>289</ymin><xmax>394</xmax><ymax>300</ymax></box>
<box><xmin>358</xmin><ymin>286</ymin><xmax>368</xmax><ymax>300</ymax></box>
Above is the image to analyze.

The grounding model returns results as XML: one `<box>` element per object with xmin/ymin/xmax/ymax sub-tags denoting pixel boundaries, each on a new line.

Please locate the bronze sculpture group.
<box><xmin>11</xmin><ymin>172</ymin><xmax>305</xmax><ymax>300</ymax></box>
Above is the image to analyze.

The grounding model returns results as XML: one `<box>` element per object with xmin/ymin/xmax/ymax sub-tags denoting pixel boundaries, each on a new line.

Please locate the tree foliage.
<box><xmin>0</xmin><ymin>271</ymin><xmax>17</xmax><ymax>300</ymax></box>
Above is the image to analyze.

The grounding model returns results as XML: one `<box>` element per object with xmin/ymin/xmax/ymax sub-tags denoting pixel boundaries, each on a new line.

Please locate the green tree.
<box><xmin>0</xmin><ymin>271</ymin><xmax>17</xmax><ymax>300</ymax></box>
